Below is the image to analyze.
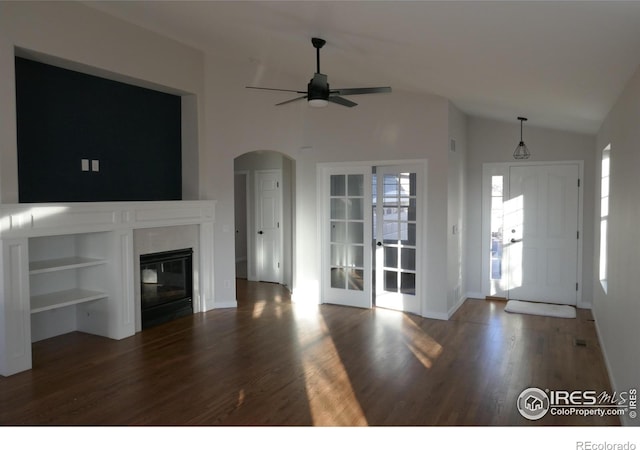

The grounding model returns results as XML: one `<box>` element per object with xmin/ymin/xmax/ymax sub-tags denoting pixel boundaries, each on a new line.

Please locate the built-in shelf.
<box><xmin>29</xmin><ymin>256</ymin><xmax>107</xmax><ymax>275</ymax></box>
<box><xmin>0</xmin><ymin>200</ymin><xmax>216</xmax><ymax>376</ymax></box>
<box><xmin>27</xmin><ymin>233</ymin><xmax>110</xmax><ymax>318</ymax></box>
<box><xmin>30</xmin><ymin>288</ymin><xmax>108</xmax><ymax>314</ymax></box>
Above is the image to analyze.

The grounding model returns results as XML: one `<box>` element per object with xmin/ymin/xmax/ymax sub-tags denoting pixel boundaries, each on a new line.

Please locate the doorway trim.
<box><xmin>234</xmin><ymin>170</ymin><xmax>250</xmax><ymax>280</ymax></box>
<box><xmin>481</xmin><ymin>160</ymin><xmax>585</xmax><ymax>307</ymax></box>
<box><xmin>233</xmin><ymin>151</ymin><xmax>296</xmax><ymax>289</ymax></box>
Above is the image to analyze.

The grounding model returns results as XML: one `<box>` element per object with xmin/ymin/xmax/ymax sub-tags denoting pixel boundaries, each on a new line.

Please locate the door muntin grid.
<box><xmin>377</xmin><ymin>172</ymin><xmax>417</xmax><ymax>295</ymax></box>
<box><xmin>330</xmin><ymin>174</ymin><xmax>365</xmax><ymax>291</ymax></box>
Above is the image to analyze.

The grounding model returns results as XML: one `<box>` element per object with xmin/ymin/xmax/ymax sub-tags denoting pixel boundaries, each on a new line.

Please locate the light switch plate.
<box><xmin>91</xmin><ymin>159</ymin><xmax>99</xmax><ymax>172</ymax></box>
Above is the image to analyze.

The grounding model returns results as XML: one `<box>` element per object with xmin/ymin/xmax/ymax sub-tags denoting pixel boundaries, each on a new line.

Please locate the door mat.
<box><xmin>504</xmin><ymin>300</ymin><xmax>576</xmax><ymax>319</ymax></box>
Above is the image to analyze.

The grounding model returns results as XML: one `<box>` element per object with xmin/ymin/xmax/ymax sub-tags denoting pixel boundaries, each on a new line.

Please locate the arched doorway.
<box><xmin>234</xmin><ymin>151</ymin><xmax>295</xmax><ymax>290</ymax></box>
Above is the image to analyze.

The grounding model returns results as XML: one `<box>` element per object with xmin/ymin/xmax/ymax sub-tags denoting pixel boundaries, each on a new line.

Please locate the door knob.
<box><xmin>511</xmin><ymin>238</ymin><xmax>518</xmax><ymax>243</ymax></box>
<box><xmin>258</xmin><ymin>230</ymin><xmax>264</xmax><ymax>235</ymax></box>
<box><xmin>376</xmin><ymin>242</ymin><xmax>382</xmax><ymax>247</ymax></box>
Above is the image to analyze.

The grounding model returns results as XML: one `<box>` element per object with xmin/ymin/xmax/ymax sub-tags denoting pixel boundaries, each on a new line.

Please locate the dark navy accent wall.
<box><xmin>15</xmin><ymin>57</ymin><xmax>182</xmax><ymax>203</ymax></box>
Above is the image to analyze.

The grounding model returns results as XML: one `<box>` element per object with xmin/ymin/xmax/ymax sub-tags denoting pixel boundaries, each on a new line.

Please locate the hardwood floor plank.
<box><xmin>0</xmin><ymin>281</ymin><xmax>619</xmax><ymax>426</ymax></box>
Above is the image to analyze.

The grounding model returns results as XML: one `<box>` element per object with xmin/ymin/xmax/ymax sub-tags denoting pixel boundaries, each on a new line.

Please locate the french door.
<box><xmin>321</xmin><ymin>163</ymin><xmax>423</xmax><ymax>314</ymax></box>
<box><xmin>374</xmin><ymin>165</ymin><xmax>421</xmax><ymax>315</ymax></box>
<box><xmin>322</xmin><ymin>167</ymin><xmax>372</xmax><ymax>308</ymax></box>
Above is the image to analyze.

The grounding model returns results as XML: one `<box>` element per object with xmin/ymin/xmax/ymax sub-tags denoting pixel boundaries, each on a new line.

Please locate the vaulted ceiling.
<box><xmin>86</xmin><ymin>1</ymin><xmax>640</xmax><ymax>134</ymax></box>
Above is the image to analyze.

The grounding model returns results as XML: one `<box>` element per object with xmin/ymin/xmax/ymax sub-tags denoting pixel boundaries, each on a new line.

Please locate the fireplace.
<box><xmin>140</xmin><ymin>248</ymin><xmax>193</xmax><ymax>329</ymax></box>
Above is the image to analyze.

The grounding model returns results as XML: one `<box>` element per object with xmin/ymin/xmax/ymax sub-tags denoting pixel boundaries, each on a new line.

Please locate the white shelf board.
<box><xmin>30</xmin><ymin>288</ymin><xmax>107</xmax><ymax>313</ymax></box>
<box><xmin>29</xmin><ymin>257</ymin><xmax>107</xmax><ymax>275</ymax></box>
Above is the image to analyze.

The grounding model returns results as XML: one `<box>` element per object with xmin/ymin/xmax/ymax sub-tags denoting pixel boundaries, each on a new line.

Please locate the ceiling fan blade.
<box><xmin>327</xmin><ymin>96</ymin><xmax>357</xmax><ymax>107</ymax></box>
<box><xmin>248</xmin><ymin>38</ymin><xmax>391</xmax><ymax>109</ymax></box>
<box><xmin>331</xmin><ymin>87</ymin><xmax>392</xmax><ymax>96</ymax></box>
<box><xmin>276</xmin><ymin>95</ymin><xmax>308</xmax><ymax>106</ymax></box>
<box><xmin>246</xmin><ymin>86</ymin><xmax>305</xmax><ymax>94</ymax></box>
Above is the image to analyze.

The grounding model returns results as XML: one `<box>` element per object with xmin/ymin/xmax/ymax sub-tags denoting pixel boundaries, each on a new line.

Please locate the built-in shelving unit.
<box><xmin>28</xmin><ymin>232</ymin><xmax>111</xmax><ymax>342</ymax></box>
<box><xmin>0</xmin><ymin>200</ymin><xmax>216</xmax><ymax>377</ymax></box>
<box><xmin>29</xmin><ymin>256</ymin><xmax>109</xmax><ymax>313</ymax></box>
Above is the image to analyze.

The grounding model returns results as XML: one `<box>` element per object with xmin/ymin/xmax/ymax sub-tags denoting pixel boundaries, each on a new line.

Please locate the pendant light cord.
<box><xmin>520</xmin><ymin>119</ymin><xmax>523</xmax><ymax>142</ymax></box>
<box><xmin>517</xmin><ymin>116</ymin><xmax>527</xmax><ymax>144</ymax></box>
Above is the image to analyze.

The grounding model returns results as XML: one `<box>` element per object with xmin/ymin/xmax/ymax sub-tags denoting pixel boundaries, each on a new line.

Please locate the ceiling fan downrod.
<box><xmin>312</xmin><ymin>37</ymin><xmax>326</xmax><ymax>74</ymax></box>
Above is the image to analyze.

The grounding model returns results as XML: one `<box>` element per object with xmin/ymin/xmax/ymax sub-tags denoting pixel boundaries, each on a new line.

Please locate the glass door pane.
<box><xmin>375</xmin><ymin>165</ymin><xmax>421</xmax><ymax>315</ymax></box>
<box><xmin>330</xmin><ymin>174</ymin><xmax>365</xmax><ymax>291</ymax></box>
<box><xmin>324</xmin><ymin>167</ymin><xmax>372</xmax><ymax>309</ymax></box>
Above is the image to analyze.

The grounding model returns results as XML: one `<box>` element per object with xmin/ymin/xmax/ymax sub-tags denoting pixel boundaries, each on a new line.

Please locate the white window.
<box><xmin>490</xmin><ymin>175</ymin><xmax>504</xmax><ymax>281</ymax></box>
<box><xmin>599</xmin><ymin>144</ymin><xmax>611</xmax><ymax>292</ymax></box>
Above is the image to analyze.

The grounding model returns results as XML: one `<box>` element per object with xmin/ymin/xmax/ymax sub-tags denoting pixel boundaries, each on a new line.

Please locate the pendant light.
<box><xmin>513</xmin><ymin>116</ymin><xmax>531</xmax><ymax>160</ymax></box>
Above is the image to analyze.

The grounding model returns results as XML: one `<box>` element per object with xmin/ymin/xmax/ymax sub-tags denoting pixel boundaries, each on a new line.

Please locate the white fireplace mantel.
<box><xmin>0</xmin><ymin>200</ymin><xmax>216</xmax><ymax>376</ymax></box>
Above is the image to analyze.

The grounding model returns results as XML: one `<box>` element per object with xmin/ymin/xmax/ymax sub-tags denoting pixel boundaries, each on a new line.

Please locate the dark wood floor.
<box><xmin>0</xmin><ymin>280</ymin><xmax>618</xmax><ymax>426</ymax></box>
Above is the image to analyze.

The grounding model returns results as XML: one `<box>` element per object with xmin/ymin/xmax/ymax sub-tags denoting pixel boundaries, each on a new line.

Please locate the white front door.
<box><xmin>322</xmin><ymin>167</ymin><xmax>373</xmax><ymax>309</ymax></box>
<box><xmin>374</xmin><ymin>165</ymin><xmax>421</xmax><ymax>315</ymax></box>
<box><xmin>256</xmin><ymin>170</ymin><xmax>281</xmax><ymax>283</ymax></box>
<box><xmin>505</xmin><ymin>164</ymin><xmax>579</xmax><ymax>305</ymax></box>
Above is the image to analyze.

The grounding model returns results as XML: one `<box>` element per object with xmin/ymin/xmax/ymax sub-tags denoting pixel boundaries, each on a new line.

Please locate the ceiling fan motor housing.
<box><xmin>308</xmin><ymin>73</ymin><xmax>329</xmax><ymax>100</ymax></box>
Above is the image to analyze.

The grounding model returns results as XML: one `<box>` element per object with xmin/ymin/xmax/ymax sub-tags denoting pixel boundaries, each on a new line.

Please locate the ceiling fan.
<box><xmin>246</xmin><ymin>37</ymin><xmax>392</xmax><ymax>108</ymax></box>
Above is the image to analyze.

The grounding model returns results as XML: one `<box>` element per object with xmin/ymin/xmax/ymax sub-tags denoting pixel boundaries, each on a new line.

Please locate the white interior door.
<box><xmin>506</xmin><ymin>164</ymin><xmax>579</xmax><ymax>305</ymax></box>
<box><xmin>374</xmin><ymin>165</ymin><xmax>421</xmax><ymax>315</ymax></box>
<box><xmin>256</xmin><ymin>170</ymin><xmax>281</xmax><ymax>283</ymax></box>
<box><xmin>323</xmin><ymin>167</ymin><xmax>372</xmax><ymax>309</ymax></box>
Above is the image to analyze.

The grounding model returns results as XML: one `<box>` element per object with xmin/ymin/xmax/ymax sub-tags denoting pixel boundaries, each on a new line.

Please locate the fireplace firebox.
<box><xmin>140</xmin><ymin>248</ymin><xmax>193</xmax><ymax>329</ymax></box>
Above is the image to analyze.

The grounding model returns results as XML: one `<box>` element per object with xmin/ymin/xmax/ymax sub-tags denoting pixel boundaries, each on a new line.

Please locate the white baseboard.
<box><xmin>466</xmin><ymin>291</ymin><xmax>484</xmax><ymax>300</ymax></box>
<box><xmin>212</xmin><ymin>300</ymin><xmax>237</xmax><ymax>309</ymax></box>
<box><xmin>592</xmin><ymin>310</ymin><xmax>630</xmax><ymax>426</ymax></box>
<box><xmin>421</xmin><ymin>309</ymin><xmax>448</xmax><ymax>321</ymax></box>
<box><xmin>447</xmin><ymin>295</ymin><xmax>467</xmax><ymax>319</ymax></box>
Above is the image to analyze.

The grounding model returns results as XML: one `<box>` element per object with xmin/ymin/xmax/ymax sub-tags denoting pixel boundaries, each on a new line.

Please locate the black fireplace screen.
<box><xmin>140</xmin><ymin>248</ymin><xmax>193</xmax><ymax>329</ymax></box>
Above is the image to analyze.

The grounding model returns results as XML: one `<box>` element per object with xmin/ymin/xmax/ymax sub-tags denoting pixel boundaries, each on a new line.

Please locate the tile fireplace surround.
<box><xmin>0</xmin><ymin>200</ymin><xmax>216</xmax><ymax>376</ymax></box>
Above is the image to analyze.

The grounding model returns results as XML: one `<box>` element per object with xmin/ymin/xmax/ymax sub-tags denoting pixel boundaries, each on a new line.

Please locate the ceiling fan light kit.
<box><xmin>513</xmin><ymin>116</ymin><xmax>531</xmax><ymax>160</ymax></box>
<box><xmin>246</xmin><ymin>37</ymin><xmax>391</xmax><ymax>108</ymax></box>
<box><xmin>308</xmin><ymin>99</ymin><xmax>329</xmax><ymax>108</ymax></box>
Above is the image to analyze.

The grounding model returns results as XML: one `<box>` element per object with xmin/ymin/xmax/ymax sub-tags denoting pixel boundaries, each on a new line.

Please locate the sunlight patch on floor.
<box><xmin>252</xmin><ymin>300</ymin><xmax>267</xmax><ymax>319</ymax></box>
<box><xmin>237</xmin><ymin>389</ymin><xmax>246</xmax><ymax>408</ymax></box>
<box><xmin>252</xmin><ymin>299</ymin><xmax>283</xmax><ymax>319</ymax></box>
<box><xmin>401</xmin><ymin>315</ymin><xmax>443</xmax><ymax>370</ymax></box>
<box><xmin>298</xmin><ymin>313</ymin><xmax>367</xmax><ymax>426</ymax></box>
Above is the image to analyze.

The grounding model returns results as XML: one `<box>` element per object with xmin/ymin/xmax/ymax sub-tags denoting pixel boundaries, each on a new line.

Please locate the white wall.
<box><xmin>465</xmin><ymin>117</ymin><xmax>596</xmax><ymax>305</ymax></box>
<box><xmin>447</xmin><ymin>103</ymin><xmax>468</xmax><ymax>316</ymax></box>
<box><xmin>204</xmin><ymin>53</ymin><xmax>452</xmax><ymax>317</ymax></box>
<box><xmin>594</xmin><ymin>63</ymin><xmax>640</xmax><ymax>424</ymax></box>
